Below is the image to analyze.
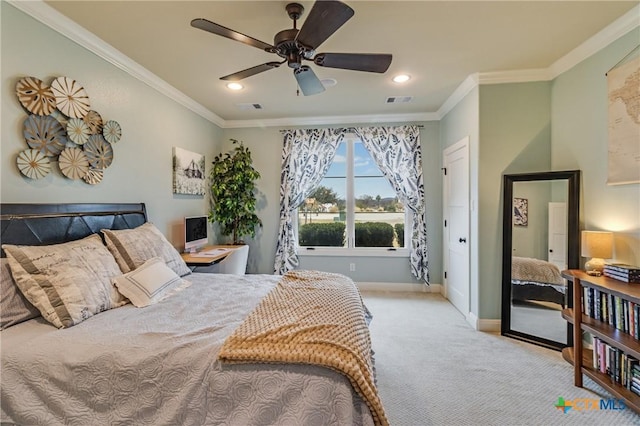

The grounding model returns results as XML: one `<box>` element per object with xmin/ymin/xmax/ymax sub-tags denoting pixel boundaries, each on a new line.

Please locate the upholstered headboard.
<box><xmin>0</xmin><ymin>203</ymin><xmax>147</xmax><ymax>257</ymax></box>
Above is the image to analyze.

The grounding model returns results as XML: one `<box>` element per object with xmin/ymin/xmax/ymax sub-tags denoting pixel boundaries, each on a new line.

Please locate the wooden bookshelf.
<box><xmin>562</xmin><ymin>347</ymin><xmax>640</xmax><ymax>413</ymax></box>
<box><xmin>562</xmin><ymin>308</ymin><xmax>640</xmax><ymax>360</ymax></box>
<box><xmin>562</xmin><ymin>269</ymin><xmax>640</xmax><ymax>414</ymax></box>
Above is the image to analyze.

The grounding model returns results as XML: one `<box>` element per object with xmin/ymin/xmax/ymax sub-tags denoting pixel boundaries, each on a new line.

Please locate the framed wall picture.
<box><xmin>513</xmin><ymin>198</ymin><xmax>528</xmax><ymax>226</ymax></box>
<box><xmin>172</xmin><ymin>147</ymin><xmax>205</xmax><ymax>196</ymax></box>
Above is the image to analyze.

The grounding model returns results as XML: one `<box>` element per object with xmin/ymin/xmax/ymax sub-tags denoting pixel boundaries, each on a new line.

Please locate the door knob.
<box><xmin>459</xmin><ymin>237</ymin><xmax>467</xmax><ymax>243</ymax></box>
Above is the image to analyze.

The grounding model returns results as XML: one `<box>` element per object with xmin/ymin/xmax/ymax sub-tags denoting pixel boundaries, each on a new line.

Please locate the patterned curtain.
<box><xmin>274</xmin><ymin>128</ymin><xmax>345</xmax><ymax>274</ymax></box>
<box><xmin>352</xmin><ymin>126</ymin><xmax>429</xmax><ymax>282</ymax></box>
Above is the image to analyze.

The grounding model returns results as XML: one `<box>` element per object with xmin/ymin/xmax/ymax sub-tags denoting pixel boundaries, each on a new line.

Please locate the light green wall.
<box><xmin>478</xmin><ymin>82</ymin><xmax>552</xmax><ymax>319</ymax></box>
<box><xmin>222</xmin><ymin>122</ymin><xmax>443</xmax><ymax>280</ymax></box>
<box><xmin>552</xmin><ymin>28</ymin><xmax>640</xmax><ymax>266</ymax></box>
<box><xmin>440</xmin><ymin>82</ymin><xmax>552</xmax><ymax>321</ymax></box>
<box><xmin>440</xmin><ymin>87</ymin><xmax>480</xmax><ymax>317</ymax></box>
<box><xmin>1</xmin><ymin>3</ymin><xmax>223</xmax><ymax>247</ymax></box>
<box><xmin>441</xmin><ymin>29</ymin><xmax>640</xmax><ymax>323</ymax></box>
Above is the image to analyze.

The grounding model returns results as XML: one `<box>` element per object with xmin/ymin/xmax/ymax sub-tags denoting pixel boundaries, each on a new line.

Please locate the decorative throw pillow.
<box><xmin>112</xmin><ymin>257</ymin><xmax>191</xmax><ymax>307</ymax></box>
<box><xmin>2</xmin><ymin>234</ymin><xmax>127</xmax><ymax>329</ymax></box>
<box><xmin>102</xmin><ymin>223</ymin><xmax>191</xmax><ymax>277</ymax></box>
<box><xmin>0</xmin><ymin>258</ymin><xmax>41</xmax><ymax>329</ymax></box>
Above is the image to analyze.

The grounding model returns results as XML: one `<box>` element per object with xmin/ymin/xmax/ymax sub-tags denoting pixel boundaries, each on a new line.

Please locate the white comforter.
<box><xmin>1</xmin><ymin>273</ymin><xmax>373</xmax><ymax>426</ymax></box>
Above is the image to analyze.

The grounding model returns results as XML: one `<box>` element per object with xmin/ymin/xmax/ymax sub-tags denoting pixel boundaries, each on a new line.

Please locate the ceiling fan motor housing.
<box><xmin>274</xmin><ymin>28</ymin><xmax>302</xmax><ymax>68</ymax></box>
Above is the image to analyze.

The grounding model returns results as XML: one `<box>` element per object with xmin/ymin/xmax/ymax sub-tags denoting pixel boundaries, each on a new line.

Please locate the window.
<box><xmin>297</xmin><ymin>134</ymin><xmax>408</xmax><ymax>253</ymax></box>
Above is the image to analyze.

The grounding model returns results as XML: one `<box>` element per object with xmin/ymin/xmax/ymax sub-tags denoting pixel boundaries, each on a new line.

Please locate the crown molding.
<box><xmin>436</xmin><ymin>73</ymin><xmax>479</xmax><ymax>119</ymax></box>
<box><xmin>223</xmin><ymin>112</ymin><xmax>439</xmax><ymax>129</ymax></box>
<box><xmin>549</xmin><ymin>4</ymin><xmax>640</xmax><ymax>78</ymax></box>
<box><xmin>477</xmin><ymin>68</ymin><xmax>553</xmax><ymax>85</ymax></box>
<box><xmin>9</xmin><ymin>1</ymin><xmax>639</xmax><ymax>129</ymax></box>
<box><xmin>7</xmin><ymin>0</ymin><xmax>226</xmax><ymax>128</ymax></box>
<box><xmin>438</xmin><ymin>5</ymin><xmax>639</xmax><ymax>119</ymax></box>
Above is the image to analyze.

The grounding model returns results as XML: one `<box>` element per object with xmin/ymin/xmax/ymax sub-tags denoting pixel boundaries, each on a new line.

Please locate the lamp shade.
<box><xmin>581</xmin><ymin>231</ymin><xmax>613</xmax><ymax>259</ymax></box>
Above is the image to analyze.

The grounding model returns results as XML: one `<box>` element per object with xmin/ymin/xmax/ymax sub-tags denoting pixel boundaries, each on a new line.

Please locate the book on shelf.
<box><xmin>605</xmin><ymin>263</ymin><xmax>640</xmax><ymax>273</ymax></box>
<box><xmin>593</xmin><ymin>337</ymin><xmax>640</xmax><ymax>389</ymax></box>
<box><xmin>604</xmin><ymin>264</ymin><xmax>640</xmax><ymax>283</ymax></box>
<box><xmin>581</xmin><ymin>288</ymin><xmax>640</xmax><ymax>338</ymax></box>
<box><xmin>603</xmin><ymin>271</ymin><xmax>640</xmax><ymax>283</ymax></box>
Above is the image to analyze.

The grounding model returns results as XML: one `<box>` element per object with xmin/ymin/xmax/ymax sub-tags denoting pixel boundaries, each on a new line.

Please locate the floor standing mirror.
<box><xmin>501</xmin><ymin>170</ymin><xmax>580</xmax><ymax>350</ymax></box>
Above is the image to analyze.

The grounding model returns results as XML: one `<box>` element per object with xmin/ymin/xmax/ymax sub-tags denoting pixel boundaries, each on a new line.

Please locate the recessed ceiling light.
<box><xmin>320</xmin><ymin>78</ymin><xmax>337</xmax><ymax>87</ymax></box>
<box><xmin>392</xmin><ymin>74</ymin><xmax>411</xmax><ymax>83</ymax></box>
<box><xmin>226</xmin><ymin>82</ymin><xmax>243</xmax><ymax>90</ymax></box>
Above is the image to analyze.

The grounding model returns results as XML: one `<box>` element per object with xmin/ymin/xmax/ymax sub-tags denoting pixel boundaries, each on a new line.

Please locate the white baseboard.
<box><xmin>359</xmin><ymin>282</ymin><xmax>502</xmax><ymax>332</ymax></box>
<box><xmin>467</xmin><ymin>311</ymin><xmax>501</xmax><ymax>332</ymax></box>
<box><xmin>356</xmin><ymin>282</ymin><xmax>442</xmax><ymax>293</ymax></box>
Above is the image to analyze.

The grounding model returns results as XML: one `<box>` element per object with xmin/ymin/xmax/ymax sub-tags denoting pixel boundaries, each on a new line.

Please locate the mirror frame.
<box><xmin>501</xmin><ymin>170</ymin><xmax>581</xmax><ymax>351</ymax></box>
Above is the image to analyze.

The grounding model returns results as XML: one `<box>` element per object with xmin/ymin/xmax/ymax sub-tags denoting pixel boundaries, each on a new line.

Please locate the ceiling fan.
<box><xmin>191</xmin><ymin>0</ymin><xmax>392</xmax><ymax>96</ymax></box>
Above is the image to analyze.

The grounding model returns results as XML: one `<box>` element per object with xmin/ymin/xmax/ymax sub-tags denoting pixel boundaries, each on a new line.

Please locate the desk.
<box><xmin>180</xmin><ymin>245</ymin><xmax>242</xmax><ymax>267</ymax></box>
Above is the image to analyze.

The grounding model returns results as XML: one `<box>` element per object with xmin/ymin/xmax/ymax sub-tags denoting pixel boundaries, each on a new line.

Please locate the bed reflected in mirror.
<box><xmin>501</xmin><ymin>171</ymin><xmax>580</xmax><ymax>351</ymax></box>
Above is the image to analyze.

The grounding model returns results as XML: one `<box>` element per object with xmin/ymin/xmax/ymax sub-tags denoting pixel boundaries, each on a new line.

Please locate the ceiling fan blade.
<box><xmin>296</xmin><ymin>1</ymin><xmax>354</xmax><ymax>50</ymax></box>
<box><xmin>294</xmin><ymin>66</ymin><xmax>325</xmax><ymax>96</ymax></box>
<box><xmin>314</xmin><ymin>53</ymin><xmax>392</xmax><ymax>73</ymax></box>
<box><xmin>191</xmin><ymin>18</ymin><xmax>275</xmax><ymax>52</ymax></box>
<box><xmin>220</xmin><ymin>61</ymin><xmax>284</xmax><ymax>81</ymax></box>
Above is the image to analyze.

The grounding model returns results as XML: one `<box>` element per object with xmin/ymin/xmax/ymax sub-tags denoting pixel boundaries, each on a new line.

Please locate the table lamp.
<box><xmin>581</xmin><ymin>231</ymin><xmax>613</xmax><ymax>273</ymax></box>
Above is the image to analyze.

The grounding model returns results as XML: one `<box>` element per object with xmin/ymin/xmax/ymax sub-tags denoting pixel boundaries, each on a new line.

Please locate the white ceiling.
<box><xmin>29</xmin><ymin>1</ymin><xmax>640</xmax><ymax>126</ymax></box>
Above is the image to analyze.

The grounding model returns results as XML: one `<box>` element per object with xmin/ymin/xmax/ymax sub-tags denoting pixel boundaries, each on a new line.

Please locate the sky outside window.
<box><xmin>322</xmin><ymin>141</ymin><xmax>396</xmax><ymax>200</ymax></box>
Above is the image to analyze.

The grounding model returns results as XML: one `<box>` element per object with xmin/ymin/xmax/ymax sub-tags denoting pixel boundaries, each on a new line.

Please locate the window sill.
<box><xmin>298</xmin><ymin>247</ymin><xmax>409</xmax><ymax>257</ymax></box>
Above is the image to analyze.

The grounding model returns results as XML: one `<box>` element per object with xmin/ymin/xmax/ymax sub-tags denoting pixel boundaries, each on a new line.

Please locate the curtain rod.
<box><xmin>279</xmin><ymin>125</ymin><xmax>424</xmax><ymax>133</ymax></box>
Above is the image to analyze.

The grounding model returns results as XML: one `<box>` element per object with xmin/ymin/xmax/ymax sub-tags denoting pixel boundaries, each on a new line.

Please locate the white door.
<box><xmin>548</xmin><ymin>202</ymin><xmax>567</xmax><ymax>271</ymax></box>
<box><xmin>443</xmin><ymin>137</ymin><xmax>470</xmax><ymax>317</ymax></box>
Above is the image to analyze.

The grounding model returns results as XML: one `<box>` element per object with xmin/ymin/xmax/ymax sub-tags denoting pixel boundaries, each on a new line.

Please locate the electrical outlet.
<box><xmin>349</xmin><ymin>263</ymin><xmax>356</xmax><ymax>272</ymax></box>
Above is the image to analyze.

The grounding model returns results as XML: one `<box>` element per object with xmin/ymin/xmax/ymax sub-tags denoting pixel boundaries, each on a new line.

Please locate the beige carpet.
<box><xmin>362</xmin><ymin>291</ymin><xmax>640</xmax><ymax>426</ymax></box>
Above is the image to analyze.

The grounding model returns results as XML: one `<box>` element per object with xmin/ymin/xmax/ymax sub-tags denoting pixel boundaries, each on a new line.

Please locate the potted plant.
<box><xmin>208</xmin><ymin>139</ymin><xmax>262</xmax><ymax>244</ymax></box>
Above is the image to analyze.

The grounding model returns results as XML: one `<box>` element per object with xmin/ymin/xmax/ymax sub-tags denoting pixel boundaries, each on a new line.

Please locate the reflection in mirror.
<box><xmin>501</xmin><ymin>171</ymin><xmax>580</xmax><ymax>351</ymax></box>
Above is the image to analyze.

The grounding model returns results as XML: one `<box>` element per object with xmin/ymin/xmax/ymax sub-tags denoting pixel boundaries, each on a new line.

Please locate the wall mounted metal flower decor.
<box><xmin>14</xmin><ymin>76</ymin><xmax>123</xmax><ymax>184</ymax></box>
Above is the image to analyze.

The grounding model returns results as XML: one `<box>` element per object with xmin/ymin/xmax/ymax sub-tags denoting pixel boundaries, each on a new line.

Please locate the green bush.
<box><xmin>299</xmin><ymin>222</ymin><xmax>345</xmax><ymax>246</ymax></box>
<box><xmin>355</xmin><ymin>222</ymin><xmax>394</xmax><ymax>247</ymax></box>
<box><xmin>394</xmin><ymin>223</ymin><xmax>405</xmax><ymax>247</ymax></box>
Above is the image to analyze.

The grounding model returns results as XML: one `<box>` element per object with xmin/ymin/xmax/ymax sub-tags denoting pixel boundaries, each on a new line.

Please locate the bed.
<box><xmin>511</xmin><ymin>256</ymin><xmax>566</xmax><ymax>307</ymax></box>
<box><xmin>0</xmin><ymin>203</ymin><xmax>385</xmax><ymax>426</ymax></box>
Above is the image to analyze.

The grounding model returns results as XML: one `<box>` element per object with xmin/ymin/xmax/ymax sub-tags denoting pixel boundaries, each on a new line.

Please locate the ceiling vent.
<box><xmin>385</xmin><ymin>96</ymin><xmax>413</xmax><ymax>104</ymax></box>
<box><xmin>236</xmin><ymin>103</ymin><xmax>263</xmax><ymax>110</ymax></box>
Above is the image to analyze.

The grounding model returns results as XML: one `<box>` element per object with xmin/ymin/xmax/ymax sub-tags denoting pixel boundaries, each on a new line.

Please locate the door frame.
<box><xmin>548</xmin><ymin>202</ymin><xmax>567</xmax><ymax>271</ymax></box>
<box><xmin>442</xmin><ymin>136</ymin><xmax>470</xmax><ymax>318</ymax></box>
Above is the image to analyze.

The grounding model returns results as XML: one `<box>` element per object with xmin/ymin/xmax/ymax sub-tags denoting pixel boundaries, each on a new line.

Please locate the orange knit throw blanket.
<box><xmin>218</xmin><ymin>270</ymin><xmax>388</xmax><ymax>426</ymax></box>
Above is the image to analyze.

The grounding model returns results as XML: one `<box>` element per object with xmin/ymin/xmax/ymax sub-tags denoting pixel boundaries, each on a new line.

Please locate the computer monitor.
<box><xmin>184</xmin><ymin>215</ymin><xmax>208</xmax><ymax>252</ymax></box>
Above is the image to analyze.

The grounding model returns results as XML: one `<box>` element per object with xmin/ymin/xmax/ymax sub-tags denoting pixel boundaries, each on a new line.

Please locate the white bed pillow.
<box><xmin>0</xmin><ymin>258</ymin><xmax>41</xmax><ymax>329</ymax></box>
<box><xmin>112</xmin><ymin>257</ymin><xmax>191</xmax><ymax>307</ymax></box>
<box><xmin>102</xmin><ymin>223</ymin><xmax>191</xmax><ymax>277</ymax></box>
<box><xmin>2</xmin><ymin>234</ymin><xmax>127</xmax><ymax>328</ymax></box>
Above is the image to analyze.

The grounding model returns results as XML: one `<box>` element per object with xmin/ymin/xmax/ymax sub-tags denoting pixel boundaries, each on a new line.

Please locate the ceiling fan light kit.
<box><xmin>191</xmin><ymin>1</ymin><xmax>392</xmax><ymax>96</ymax></box>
